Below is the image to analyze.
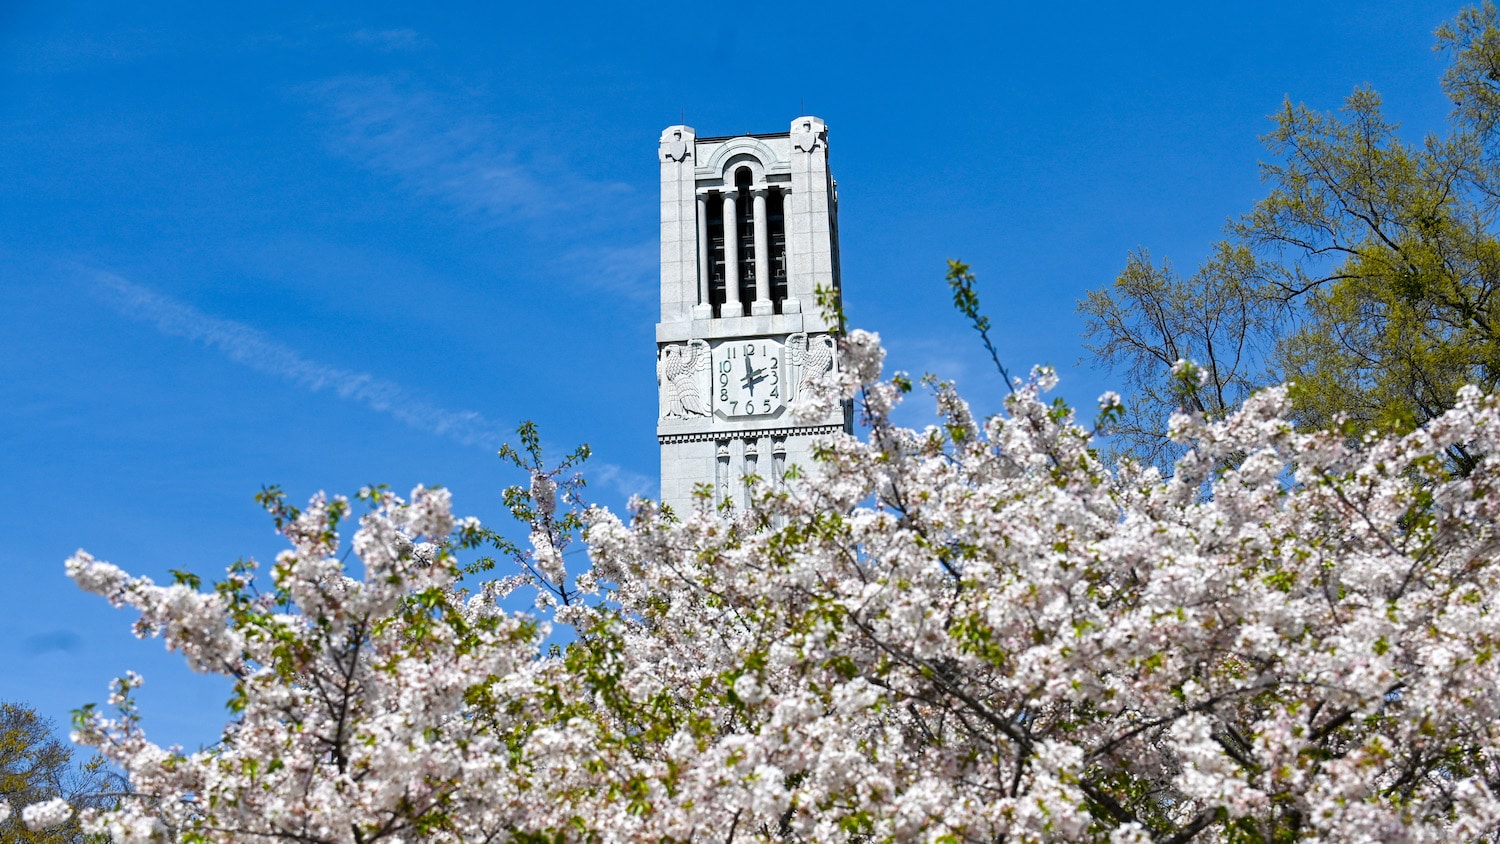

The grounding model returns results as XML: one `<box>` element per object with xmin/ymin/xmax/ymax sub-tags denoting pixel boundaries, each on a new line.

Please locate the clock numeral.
<box><xmin>729</xmin><ymin>401</ymin><xmax>738</xmax><ymax>414</ymax></box>
<box><xmin>770</xmin><ymin>387</ymin><xmax>778</xmax><ymax>398</ymax></box>
<box><xmin>720</xmin><ymin>388</ymin><xmax>729</xmax><ymax>402</ymax></box>
<box><xmin>763</xmin><ymin>399</ymin><xmax>771</xmax><ymax>413</ymax></box>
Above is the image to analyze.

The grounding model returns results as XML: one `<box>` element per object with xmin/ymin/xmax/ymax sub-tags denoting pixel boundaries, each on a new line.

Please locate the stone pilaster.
<box><xmin>787</xmin><ymin>116</ymin><xmax>831</xmax><ymax>327</ymax></box>
<box><xmin>659</xmin><ymin>125</ymin><xmax>697</xmax><ymax>324</ymax></box>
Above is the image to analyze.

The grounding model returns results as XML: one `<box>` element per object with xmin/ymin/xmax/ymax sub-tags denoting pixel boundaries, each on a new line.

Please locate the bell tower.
<box><xmin>656</xmin><ymin>116</ymin><xmax>850</xmax><ymax>513</ymax></box>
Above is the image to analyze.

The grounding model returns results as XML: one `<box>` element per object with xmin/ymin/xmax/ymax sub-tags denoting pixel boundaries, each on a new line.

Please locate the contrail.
<box><xmin>91</xmin><ymin>271</ymin><xmax>510</xmax><ymax>450</ymax></box>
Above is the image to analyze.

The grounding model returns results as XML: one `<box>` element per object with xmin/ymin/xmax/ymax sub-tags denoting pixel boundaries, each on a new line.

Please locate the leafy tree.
<box><xmin>0</xmin><ymin>703</ymin><xmax>114</xmax><ymax>843</ymax></box>
<box><xmin>1081</xmin><ymin>2</ymin><xmax>1500</xmax><ymax>470</ymax></box>
<box><xmin>1078</xmin><ymin>244</ymin><xmax>1276</xmax><ymax>466</ymax></box>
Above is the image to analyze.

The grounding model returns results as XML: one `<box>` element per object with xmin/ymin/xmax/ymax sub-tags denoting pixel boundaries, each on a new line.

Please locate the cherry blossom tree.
<box><xmin>49</xmin><ymin>327</ymin><xmax>1500</xmax><ymax>843</ymax></box>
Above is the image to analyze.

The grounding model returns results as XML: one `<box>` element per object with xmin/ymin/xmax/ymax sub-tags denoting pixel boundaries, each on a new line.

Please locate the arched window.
<box><xmin>705</xmin><ymin>163</ymin><xmax>788</xmax><ymax>318</ymax></box>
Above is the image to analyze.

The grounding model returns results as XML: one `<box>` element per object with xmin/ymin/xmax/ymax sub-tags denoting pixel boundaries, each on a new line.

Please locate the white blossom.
<box><xmin>21</xmin><ymin>798</ymin><xmax>71</xmax><ymax>831</ymax></box>
<box><xmin>61</xmin><ymin>335</ymin><xmax>1500</xmax><ymax>843</ymax></box>
<box><xmin>530</xmin><ymin>473</ymin><xmax>557</xmax><ymax>519</ymax></box>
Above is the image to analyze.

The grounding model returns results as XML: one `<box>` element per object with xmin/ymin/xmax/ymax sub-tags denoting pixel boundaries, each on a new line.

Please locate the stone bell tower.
<box><xmin>656</xmin><ymin>116</ymin><xmax>850</xmax><ymax>512</ymax></box>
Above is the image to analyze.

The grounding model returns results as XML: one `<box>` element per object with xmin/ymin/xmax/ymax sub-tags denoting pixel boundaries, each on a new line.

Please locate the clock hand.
<box><xmin>741</xmin><ymin>357</ymin><xmax>767</xmax><ymax>396</ymax></box>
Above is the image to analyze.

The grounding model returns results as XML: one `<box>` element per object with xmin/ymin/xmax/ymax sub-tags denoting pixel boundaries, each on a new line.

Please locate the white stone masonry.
<box><xmin>656</xmin><ymin>117</ymin><xmax>849</xmax><ymax>515</ymax></box>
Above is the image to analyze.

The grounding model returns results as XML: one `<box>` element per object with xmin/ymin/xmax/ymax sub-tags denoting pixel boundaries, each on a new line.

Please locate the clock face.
<box><xmin>712</xmin><ymin>339</ymin><xmax>785</xmax><ymax>419</ymax></box>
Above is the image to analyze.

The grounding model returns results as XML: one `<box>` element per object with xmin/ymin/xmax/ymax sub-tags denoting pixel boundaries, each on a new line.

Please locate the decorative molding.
<box><xmin>700</xmin><ymin>136</ymin><xmax>784</xmax><ymax>177</ymax></box>
<box><xmin>659</xmin><ymin>424</ymin><xmax>844</xmax><ymax>445</ymax></box>
<box><xmin>657</xmin><ymin>312</ymin><xmax>806</xmax><ymax>342</ymax></box>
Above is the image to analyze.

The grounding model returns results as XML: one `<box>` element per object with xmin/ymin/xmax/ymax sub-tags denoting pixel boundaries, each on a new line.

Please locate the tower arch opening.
<box><xmin>733</xmin><ymin>167</ymin><xmax>755</xmax><ymax>312</ymax></box>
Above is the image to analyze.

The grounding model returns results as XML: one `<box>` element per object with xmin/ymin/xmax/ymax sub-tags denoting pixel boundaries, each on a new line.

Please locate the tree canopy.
<box><xmin>37</xmin><ymin>324</ymin><xmax>1500</xmax><ymax>843</ymax></box>
<box><xmin>1081</xmin><ymin>2</ymin><xmax>1500</xmax><ymax>470</ymax></box>
<box><xmin>0</xmin><ymin>703</ymin><xmax>114</xmax><ymax>844</ymax></box>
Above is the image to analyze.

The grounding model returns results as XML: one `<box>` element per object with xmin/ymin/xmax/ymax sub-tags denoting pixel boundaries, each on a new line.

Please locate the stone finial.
<box><xmin>660</xmin><ymin>125</ymin><xmax>696</xmax><ymax>163</ymax></box>
<box><xmin>790</xmin><ymin>116</ymin><xmax>827</xmax><ymax>154</ymax></box>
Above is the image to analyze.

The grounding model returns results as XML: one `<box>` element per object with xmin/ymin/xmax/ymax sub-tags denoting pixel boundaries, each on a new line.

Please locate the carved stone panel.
<box><xmin>659</xmin><ymin>126</ymin><xmax>693</xmax><ymax>163</ymax></box>
<box><xmin>657</xmin><ymin>339</ymin><xmax>711</xmax><ymax>420</ymax></box>
<box><xmin>790</xmin><ymin>117</ymin><xmax>827</xmax><ymax>154</ymax></box>
<box><xmin>787</xmin><ymin>332</ymin><xmax>836</xmax><ymax>398</ymax></box>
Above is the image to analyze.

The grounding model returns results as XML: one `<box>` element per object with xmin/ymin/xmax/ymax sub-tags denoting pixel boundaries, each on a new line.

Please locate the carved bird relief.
<box><xmin>788</xmin><ymin>333</ymin><xmax>835</xmax><ymax>395</ymax></box>
<box><xmin>658</xmin><ymin>340</ymin><xmax>710</xmax><ymax>420</ymax></box>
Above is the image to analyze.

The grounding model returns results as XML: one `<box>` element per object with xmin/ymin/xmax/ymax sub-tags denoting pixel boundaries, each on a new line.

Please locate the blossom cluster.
<box><xmin>48</xmin><ymin>330</ymin><xmax>1500</xmax><ymax>842</ymax></box>
<box><xmin>21</xmin><ymin>797</ymin><xmax>73</xmax><ymax>831</ymax></box>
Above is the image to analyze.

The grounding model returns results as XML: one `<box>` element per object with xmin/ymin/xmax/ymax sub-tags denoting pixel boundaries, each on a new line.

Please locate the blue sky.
<box><xmin>0</xmin><ymin>1</ymin><xmax>1464</xmax><ymax>748</ymax></box>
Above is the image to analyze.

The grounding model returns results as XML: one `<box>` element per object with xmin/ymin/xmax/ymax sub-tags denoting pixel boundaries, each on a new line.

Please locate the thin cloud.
<box><xmin>89</xmin><ymin>271</ymin><xmax>653</xmax><ymax>496</ymax></box>
<box><xmin>561</xmin><ymin>239</ymin><xmax>658</xmax><ymax>301</ymax></box>
<box><xmin>345</xmin><ymin>28</ymin><xmax>431</xmax><ymax>52</ymax></box>
<box><xmin>14</xmin><ymin>28</ymin><xmax>163</xmax><ymax>74</ymax></box>
<box><xmin>304</xmin><ymin>76</ymin><xmax>651</xmax><ymax>302</ymax></box>
<box><xmin>590</xmin><ymin>462</ymin><xmax>655</xmax><ymax>501</ymax></box>
<box><xmin>310</xmin><ymin>76</ymin><xmax>588</xmax><ymax>220</ymax></box>
<box><xmin>91</xmin><ymin>271</ymin><xmax>511</xmax><ymax>450</ymax></box>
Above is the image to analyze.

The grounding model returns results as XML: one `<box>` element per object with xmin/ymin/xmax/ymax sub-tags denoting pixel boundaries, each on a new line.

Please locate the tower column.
<box><xmin>694</xmin><ymin>192</ymin><xmax>712</xmax><ymax>318</ymax></box>
<box><xmin>751</xmin><ymin>187</ymin><xmax>773</xmax><ymax>315</ymax></box>
<box><xmin>778</xmin><ymin>187</ymin><xmax>799</xmax><ymax>313</ymax></box>
<box><xmin>722</xmin><ymin>191</ymin><xmax>741</xmax><ymax>314</ymax></box>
